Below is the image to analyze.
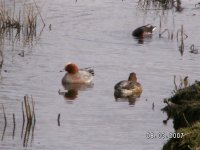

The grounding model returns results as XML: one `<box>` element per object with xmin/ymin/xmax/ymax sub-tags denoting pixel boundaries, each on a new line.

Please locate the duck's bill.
<box><xmin>152</xmin><ymin>26</ymin><xmax>156</xmax><ymax>31</ymax></box>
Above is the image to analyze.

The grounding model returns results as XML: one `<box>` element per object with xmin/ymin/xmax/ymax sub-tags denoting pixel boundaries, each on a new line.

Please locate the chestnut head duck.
<box><xmin>62</xmin><ymin>63</ymin><xmax>94</xmax><ymax>84</ymax></box>
<box><xmin>114</xmin><ymin>72</ymin><xmax>142</xmax><ymax>97</ymax></box>
<box><xmin>132</xmin><ymin>24</ymin><xmax>156</xmax><ymax>38</ymax></box>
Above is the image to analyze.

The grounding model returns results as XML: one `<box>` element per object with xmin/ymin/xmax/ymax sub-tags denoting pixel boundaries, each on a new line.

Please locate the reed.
<box><xmin>1</xmin><ymin>104</ymin><xmax>7</xmax><ymax>141</ymax></box>
<box><xmin>21</xmin><ymin>95</ymin><xmax>36</xmax><ymax>147</ymax></box>
<box><xmin>0</xmin><ymin>0</ymin><xmax>45</xmax><ymax>46</ymax></box>
<box><xmin>23</xmin><ymin>95</ymin><xmax>35</xmax><ymax>123</ymax></box>
<box><xmin>172</xmin><ymin>75</ymin><xmax>189</xmax><ymax>94</ymax></box>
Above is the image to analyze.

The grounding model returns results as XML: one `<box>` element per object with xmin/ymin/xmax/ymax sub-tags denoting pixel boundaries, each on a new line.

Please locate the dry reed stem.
<box><xmin>31</xmin><ymin>95</ymin><xmax>36</xmax><ymax>122</ymax></box>
<box><xmin>2</xmin><ymin>104</ymin><xmax>7</xmax><ymax>125</ymax></box>
<box><xmin>174</xmin><ymin>75</ymin><xmax>178</xmax><ymax>92</ymax></box>
<box><xmin>33</xmin><ymin>0</ymin><xmax>45</xmax><ymax>26</ymax></box>
<box><xmin>24</xmin><ymin>96</ymin><xmax>30</xmax><ymax>121</ymax></box>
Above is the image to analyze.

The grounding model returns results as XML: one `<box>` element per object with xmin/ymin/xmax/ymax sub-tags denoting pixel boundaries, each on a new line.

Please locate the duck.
<box><xmin>62</xmin><ymin>63</ymin><xmax>94</xmax><ymax>84</ymax></box>
<box><xmin>132</xmin><ymin>24</ymin><xmax>156</xmax><ymax>38</ymax></box>
<box><xmin>114</xmin><ymin>72</ymin><xmax>142</xmax><ymax>97</ymax></box>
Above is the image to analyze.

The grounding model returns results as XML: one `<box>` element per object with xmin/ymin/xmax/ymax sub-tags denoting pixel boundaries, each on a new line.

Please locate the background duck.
<box><xmin>114</xmin><ymin>72</ymin><xmax>142</xmax><ymax>97</ymax></box>
<box><xmin>62</xmin><ymin>63</ymin><xmax>94</xmax><ymax>84</ymax></box>
<box><xmin>132</xmin><ymin>24</ymin><xmax>156</xmax><ymax>38</ymax></box>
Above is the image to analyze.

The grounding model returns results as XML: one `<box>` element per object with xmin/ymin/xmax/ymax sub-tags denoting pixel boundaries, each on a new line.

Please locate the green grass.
<box><xmin>163</xmin><ymin>81</ymin><xmax>200</xmax><ymax>149</ymax></box>
<box><xmin>163</xmin><ymin>81</ymin><xmax>200</xmax><ymax>129</ymax></box>
<box><xmin>163</xmin><ymin>122</ymin><xmax>200</xmax><ymax>150</ymax></box>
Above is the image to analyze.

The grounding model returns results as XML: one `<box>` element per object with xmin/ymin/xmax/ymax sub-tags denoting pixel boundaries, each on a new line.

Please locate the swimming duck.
<box><xmin>132</xmin><ymin>24</ymin><xmax>156</xmax><ymax>38</ymax></box>
<box><xmin>114</xmin><ymin>72</ymin><xmax>142</xmax><ymax>97</ymax></box>
<box><xmin>62</xmin><ymin>63</ymin><xmax>94</xmax><ymax>84</ymax></box>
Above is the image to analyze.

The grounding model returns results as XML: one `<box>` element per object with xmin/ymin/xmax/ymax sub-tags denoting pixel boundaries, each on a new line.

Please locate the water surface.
<box><xmin>0</xmin><ymin>0</ymin><xmax>200</xmax><ymax>149</ymax></box>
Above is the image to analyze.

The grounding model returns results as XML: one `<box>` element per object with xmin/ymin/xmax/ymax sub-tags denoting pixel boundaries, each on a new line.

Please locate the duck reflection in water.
<box><xmin>114</xmin><ymin>72</ymin><xmax>142</xmax><ymax>105</ymax></box>
<box><xmin>59</xmin><ymin>83</ymin><xmax>94</xmax><ymax>101</ymax></box>
<box><xmin>114</xmin><ymin>92</ymin><xmax>141</xmax><ymax>105</ymax></box>
<box><xmin>59</xmin><ymin>63</ymin><xmax>94</xmax><ymax>101</ymax></box>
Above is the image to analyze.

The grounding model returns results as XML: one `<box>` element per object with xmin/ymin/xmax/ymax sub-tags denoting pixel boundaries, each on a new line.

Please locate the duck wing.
<box><xmin>80</xmin><ymin>67</ymin><xmax>94</xmax><ymax>76</ymax></box>
<box><xmin>114</xmin><ymin>81</ymin><xmax>136</xmax><ymax>90</ymax></box>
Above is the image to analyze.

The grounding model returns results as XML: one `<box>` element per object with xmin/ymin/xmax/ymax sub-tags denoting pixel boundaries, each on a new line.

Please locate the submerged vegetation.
<box><xmin>162</xmin><ymin>80</ymin><xmax>200</xmax><ymax>149</ymax></box>
<box><xmin>137</xmin><ymin>0</ymin><xmax>183</xmax><ymax>11</ymax></box>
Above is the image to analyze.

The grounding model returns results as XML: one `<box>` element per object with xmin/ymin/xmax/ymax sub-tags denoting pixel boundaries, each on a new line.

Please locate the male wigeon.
<box><xmin>132</xmin><ymin>24</ymin><xmax>156</xmax><ymax>38</ymax></box>
<box><xmin>62</xmin><ymin>63</ymin><xmax>94</xmax><ymax>84</ymax></box>
<box><xmin>114</xmin><ymin>72</ymin><xmax>142</xmax><ymax>97</ymax></box>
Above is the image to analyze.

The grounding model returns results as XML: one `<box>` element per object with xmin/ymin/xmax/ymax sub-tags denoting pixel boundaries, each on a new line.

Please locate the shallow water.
<box><xmin>0</xmin><ymin>0</ymin><xmax>200</xmax><ymax>149</ymax></box>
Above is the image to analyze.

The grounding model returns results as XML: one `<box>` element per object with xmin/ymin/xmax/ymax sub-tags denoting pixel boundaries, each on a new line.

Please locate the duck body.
<box><xmin>114</xmin><ymin>80</ymin><xmax>142</xmax><ymax>97</ymax></box>
<box><xmin>114</xmin><ymin>72</ymin><xmax>142</xmax><ymax>97</ymax></box>
<box><xmin>132</xmin><ymin>24</ymin><xmax>156</xmax><ymax>38</ymax></box>
<box><xmin>62</xmin><ymin>63</ymin><xmax>94</xmax><ymax>85</ymax></box>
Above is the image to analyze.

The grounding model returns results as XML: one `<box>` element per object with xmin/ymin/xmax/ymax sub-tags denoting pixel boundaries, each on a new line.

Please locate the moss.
<box><xmin>163</xmin><ymin>122</ymin><xmax>200</xmax><ymax>150</ymax></box>
<box><xmin>163</xmin><ymin>81</ymin><xmax>200</xmax><ymax>129</ymax></box>
<box><xmin>170</xmin><ymin>81</ymin><xmax>200</xmax><ymax>105</ymax></box>
<box><xmin>163</xmin><ymin>81</ymin><xmax>200</xmax><ymax>149</ymax></box>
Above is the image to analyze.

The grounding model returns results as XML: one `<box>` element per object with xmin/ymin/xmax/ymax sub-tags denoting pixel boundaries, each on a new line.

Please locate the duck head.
<box><xmin>144</xmin><ymin>24</ymin><xmax>156</xmax><ymax>33</ymax></box>
<box><xmin>64</xmin><ymin>63</ymin><xmax>79</xmax><ymax>74</ymax></box>
<box><xmin>128</xmin><ymin>72</ymin><xmax>137</xmax><ymax>82</ymax></box>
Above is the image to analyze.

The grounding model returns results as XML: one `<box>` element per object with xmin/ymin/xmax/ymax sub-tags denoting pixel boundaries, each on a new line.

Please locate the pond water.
<box><xmin>0</xmin><ymin>0</ymin><xmax>200</xmax><ymax>149</ymax></box>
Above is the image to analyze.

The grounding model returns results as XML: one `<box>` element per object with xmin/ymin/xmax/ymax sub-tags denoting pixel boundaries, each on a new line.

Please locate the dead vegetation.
<box><xmin>0</xmin><ymin>0</ymin><xmax>45</xmax><ymax>74</ymax></box>
<box><xmin>137</xmin><ymin>0</ymin><xmax>183</xmax><ymax>11</ymax></box>
<box><xmin>1</xmin><ymin>95</ymin><xmax>36</xmax><ymax>147</ymax></box>
<box><xmin>162</xmin><ymin>79</ymin><xmax>200</xmax><ymax>149</ymax></box>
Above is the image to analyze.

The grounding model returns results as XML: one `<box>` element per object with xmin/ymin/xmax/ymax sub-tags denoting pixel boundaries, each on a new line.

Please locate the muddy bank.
<box><xmin>162</xmin><ymin>81</ymin><xmax>200</xmax><ymax>149</ymax></box>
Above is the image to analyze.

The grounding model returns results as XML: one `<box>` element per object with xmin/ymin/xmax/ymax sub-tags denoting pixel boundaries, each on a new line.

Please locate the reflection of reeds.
<box><xmin>12</xmin><ymin>113</ymin><xmax>16</xmax><ymax>139</ymax></box>
<box><xmin>138</xmin><ymin>0</ymin><xmax>182</xmax><ymax>11</ymax></box>
<box><xmin>57</xmin><ymin>113</ymin><xmax>61</xmax><ymax>126</ymax></box>
<box><xmin>1</xmin><ymin>104</ymin><xmax>7</xmax><ymax>141</ymax></box>
<box><xmin>0</xmin><ymin>45</ymin><xmax>4</xmax><ymax>69</ymax></box>
<box><xmin>177</xmin><ymin>25</ymin><xmax>188</xmax><ymax>56</ymax></box>
<box><xmin>1</xmin><ymin>96</ymin><xmax>36</xmax><ymax>147</ymax></box>
<box><xmin>138</xmin><ymin>0</ymin><xmax>174</xmax><ymax>9</ymax></box>
<box><xmin>21</xmin><ymin>95</ymin><xmax>36</xmax><ymax>147</ymax></box>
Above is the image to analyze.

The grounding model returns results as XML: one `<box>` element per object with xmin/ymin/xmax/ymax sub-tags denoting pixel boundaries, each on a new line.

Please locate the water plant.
<box><xmin>1</xmin><ymin>95</ymin><xmax>36</xmax><ymax>147</ymax></box>
<box><xmin>162</xmin><ymin>80</ymin><xmax>200</xmax><ymax>149</ymax></box>
<box><xmin>137</xmin><ymin>0</ymin><xmax>183</xmax><ymax>11</ymax></box>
